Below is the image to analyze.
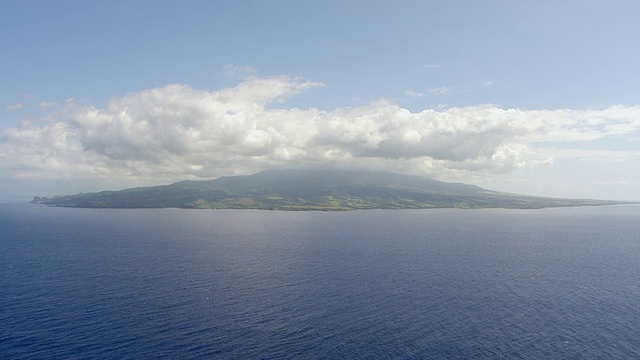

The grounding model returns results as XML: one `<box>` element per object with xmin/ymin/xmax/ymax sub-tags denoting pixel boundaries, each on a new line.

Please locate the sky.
<box><xmin>1</xmin><ymin>0</ymin><xmax>640</xmax><ymax>201</ymax></box>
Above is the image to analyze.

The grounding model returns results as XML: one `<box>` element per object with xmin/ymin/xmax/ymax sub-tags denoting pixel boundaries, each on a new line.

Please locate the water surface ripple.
<box><xmin>1</xmin><ymin>204</ymin><xmax>639</xmax><ymax>358</ymax></box>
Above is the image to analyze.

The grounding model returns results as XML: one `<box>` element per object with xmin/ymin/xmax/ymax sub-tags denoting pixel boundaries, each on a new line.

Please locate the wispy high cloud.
<box><xmin>6</xmin><ymin>103</ymin><xmax>24</xmax><ymax>111</ymax></box>
<box><xmin>39</xmin><ymin>101</ymin><xmax>58</xmax><ymax>108</ymax></box>
<box><xmin>428</xmin><ymin>86</ymin><xmax>454</xmax><ymax>95</ymax></box>
<box><xmin>1</xmin><ymin>76</ymin><xmax>639</xmax><ymax>187</ymax></box>
<box><xmin>223</xmin><ymin>64</ymin><xmax>258</xmax><ymax>78</ymax></box>
<box><xmin>404</xmin><ymin>90</ymin><xmax>425</xmax><ymax>98</ymax></box>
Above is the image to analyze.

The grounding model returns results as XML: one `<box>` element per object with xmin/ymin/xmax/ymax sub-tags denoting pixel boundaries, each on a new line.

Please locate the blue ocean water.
<box><xmin>1</xmin><ymin>204</ymin><xmax>639</xmax><ymax>359</ymax></box>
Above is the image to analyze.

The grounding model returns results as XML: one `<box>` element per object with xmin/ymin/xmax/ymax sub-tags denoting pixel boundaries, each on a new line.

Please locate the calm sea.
<box><xmin>1</xmin><ymin>204</ymin><xmax>639</xmax><ymax>359</ymax></box>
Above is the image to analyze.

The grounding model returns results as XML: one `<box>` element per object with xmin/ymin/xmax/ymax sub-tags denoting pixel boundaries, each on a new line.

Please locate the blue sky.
<box><xmin>2</xmin><ymin>0</ymin><xmax>640</xmax><ymax>201</ymax></box>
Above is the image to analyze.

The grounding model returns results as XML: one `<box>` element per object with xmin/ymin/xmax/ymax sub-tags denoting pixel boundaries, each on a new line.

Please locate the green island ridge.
<box><xmin>31</xmin><ymin>169</ymin><xmax>631</xmax><ymax>210</ymax></box>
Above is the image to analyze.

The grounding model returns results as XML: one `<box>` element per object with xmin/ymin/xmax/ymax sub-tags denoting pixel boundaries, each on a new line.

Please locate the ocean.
<box><xmin>1</xmin><ymin>204</ymin><xmax>639</xmax><ymax>359</ymax></box>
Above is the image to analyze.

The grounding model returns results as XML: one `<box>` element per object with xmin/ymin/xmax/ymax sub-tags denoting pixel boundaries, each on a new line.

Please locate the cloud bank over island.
<box><xmin>2</xmin><ymin>76</ymin><xmax>640</xmax><ymax>195</ymax></box>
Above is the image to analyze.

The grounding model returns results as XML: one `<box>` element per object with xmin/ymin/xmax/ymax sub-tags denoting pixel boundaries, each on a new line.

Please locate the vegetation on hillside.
<box><xmin>31</xmin><ymin>169</ymin><xmax>628</xmax><ymax>210</ymax></box>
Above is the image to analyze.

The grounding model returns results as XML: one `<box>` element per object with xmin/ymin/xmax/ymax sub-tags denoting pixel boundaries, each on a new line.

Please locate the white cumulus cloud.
<box><xmin>2</xmin><ymin>76</ymin><xmax>640</xmax><ymax>189</ymax></box>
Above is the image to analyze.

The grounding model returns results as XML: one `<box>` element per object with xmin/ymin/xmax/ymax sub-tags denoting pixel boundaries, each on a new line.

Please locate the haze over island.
<box><xmin>2</xmin><ymin>1</ymin><xmax>639</xmax><ymax>201</ymax></box>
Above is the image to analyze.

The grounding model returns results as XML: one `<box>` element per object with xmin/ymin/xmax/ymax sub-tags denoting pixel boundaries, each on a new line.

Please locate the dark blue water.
<box><xmin>1</xmin><ymin>204</ymin><xmax>639</xmax><ymax>359</ymax></box>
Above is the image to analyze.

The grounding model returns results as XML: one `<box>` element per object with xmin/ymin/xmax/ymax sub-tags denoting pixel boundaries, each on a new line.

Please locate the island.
<box><xmin>31</xmin><ymin>169</ymin><xmax>629</xmax><ymax>210</ymax></box>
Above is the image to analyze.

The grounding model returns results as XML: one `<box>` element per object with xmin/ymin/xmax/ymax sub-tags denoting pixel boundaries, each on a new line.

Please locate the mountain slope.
<box><xmin>31</xmin><ymin>169</ymin><xmax>626</xmax><ymax>210</ymax></box>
